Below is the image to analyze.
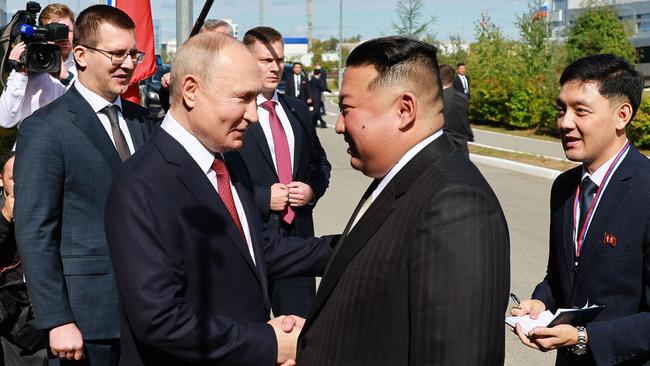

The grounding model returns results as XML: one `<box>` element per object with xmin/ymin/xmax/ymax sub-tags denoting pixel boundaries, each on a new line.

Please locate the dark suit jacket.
<box><xmin>104</xmin><ymin>128</ymin><xmax>335</xmax><ymax>365</ymax></box>
<box><xmin>442</xmin><ymin>87</ymin><xmax>473</xmax><ymax>144</ymax></box>
<box><xmin>13</xmin><ymin>86</ymin><xmax>153</xmax><ymax>340</ymax></box>
<box><xmin>285</xmin><ymin>73</ymin><xmax>310</xmax><ymax>103</ymax></box>
<box><xmin>532</xmin><ymin>146</ymin><xmax>650</xmax><ymax>366</ymax></box>
<box><xmin>238</xmin><ymin>94</ymin><xmax>331</xmax><ymax>238</ymax></box>
<box><xmin>296</xmin><ymin>135</ymin><xmax>510</xmax><ymax>365</ymax></box>
<box><xmin>453</xmin><ymin>74</ymin><xmax>470</xmax><ymax>98</ymax></box>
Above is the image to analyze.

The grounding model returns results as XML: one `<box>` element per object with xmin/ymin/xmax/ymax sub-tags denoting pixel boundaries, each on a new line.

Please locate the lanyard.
<box><xmin>573</xmin><ymin>141</ymin><xmax>630</xmax><ymax>257</ymax></box>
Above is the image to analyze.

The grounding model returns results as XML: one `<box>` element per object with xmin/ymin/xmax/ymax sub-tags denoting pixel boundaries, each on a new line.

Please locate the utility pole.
<box><xmin>177</xmin><ymin>0</ymin><xmax>193</xmax><ymax>49</ymax></box>
<box><xmin>307</xmin><ymin>0</ymin><xmax>313</xmax><ymax>49</ymax></box>
<box><xmin>337</xmin><ymin>0</ymin><xmax>343</xmax><ymax>91</ymax></box>
<box><xmin>259</xmin><ymin>0</ymin><xmax>264</xmax><ymax>26</ymax></box>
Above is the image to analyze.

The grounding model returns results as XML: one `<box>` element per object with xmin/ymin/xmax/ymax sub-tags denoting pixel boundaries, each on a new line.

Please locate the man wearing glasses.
<box><xmin>13</xmin><ymin>5</ymin><xmax>153</xmax><ymax>365</ymax></box>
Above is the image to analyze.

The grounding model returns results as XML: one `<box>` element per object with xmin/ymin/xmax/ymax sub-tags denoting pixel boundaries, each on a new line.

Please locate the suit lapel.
<box><xmin>66</xmin><ymin>87</ymin><xmax>122</xmax><ymax>173</ymax></box>
<box><xmin>279</xmin><ymin>96</ymin><xmax>303</xmax><ymax>177</ymax></box>
<box><xmin>153</xmin><ymin>130</ymin><xmax>260</xmax><ymax>280</ymax></box>
<box><xmin>573</xmin><ymin>150</ymin><xmax>635</xmax><ymax>288</ymax></box>
<box><xmin>561</xmin><ymin>172</ymin><xmax>580</xmax><ymax>284</ymax></box>
<box><xmin>248</xmin><ymin>124</ymin><xmax>276</xmax><ymax>177</ymax></box>
<box><xmin>306</xmin><ymin>135</ymin><xmax>455</xmax><ymax>327</ymax></box>
<box><xmin>122</xmin><ymin>102</ymin><xmax>146</xmax><ymax>149</ymax></box>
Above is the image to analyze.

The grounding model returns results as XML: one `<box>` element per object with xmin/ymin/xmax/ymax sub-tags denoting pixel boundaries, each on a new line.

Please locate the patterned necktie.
<box><xmin>578</xmin><ymin>177</ymin><xmax>598</xmax><ymax>235</ymax></box>
<box><xmin>261</xmin><ymin>100</ymin><xmax>295</xmax><ymax>224</ymax></box>
<box><xmin>101</xmin><ymin>105</ymin><xmax>131</xmax><ymax>161</ymax></box>
<box><xmin>212</xmin><ymin>155</ymin><xmax>245</xmax><ymax>239</ymax></box>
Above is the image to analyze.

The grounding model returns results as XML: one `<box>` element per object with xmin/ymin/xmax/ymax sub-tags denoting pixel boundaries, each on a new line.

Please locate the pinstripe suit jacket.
<box><xmin>296</xmin><ymin>134</ymin><xmax>510</xmax><ymax>365</ymax></box>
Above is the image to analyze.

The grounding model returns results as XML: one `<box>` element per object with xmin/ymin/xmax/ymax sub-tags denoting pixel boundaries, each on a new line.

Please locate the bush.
<box><xmin>628</xmin><ymin>98</ymin><xmax>650</xmax><ymax>148</ymax></box>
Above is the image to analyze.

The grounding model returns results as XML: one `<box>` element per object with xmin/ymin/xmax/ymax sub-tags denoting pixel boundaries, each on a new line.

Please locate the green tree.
<box><xmin>566</xmin><ymin>3</ymin><xmax>637</xmax><ymax>64</ymax></box>
<box><xmin>391</xmin><ymin>0</ymin><xmax>436</xmax><ymax>40</ymax></box>
<box><xmin>467</xmin><ymin>12</ymin><xmax>519</xmax><ymax>125</ymax></box>
<box><xmin>508</xmin><ymin>0</ymin><xmax>565</xmax><ymax>131</ymax></box>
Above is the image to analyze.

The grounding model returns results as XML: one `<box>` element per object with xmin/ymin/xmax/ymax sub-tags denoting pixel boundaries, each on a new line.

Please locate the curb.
<box><xmin>470</xmin><ymin>154</ymin><xmax>562</xmax><ymax>180</ymax></box>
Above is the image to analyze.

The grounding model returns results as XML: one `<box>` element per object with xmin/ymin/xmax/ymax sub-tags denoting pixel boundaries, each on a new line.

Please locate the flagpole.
<box><xmin>190</xmin><ymin>0</ymin><xmax>215</xmax><ymax>37</ymax></box>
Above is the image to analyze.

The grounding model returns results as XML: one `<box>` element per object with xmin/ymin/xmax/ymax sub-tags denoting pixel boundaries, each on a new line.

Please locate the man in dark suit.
<box><xmin>13</xmin><ymin>5</ymin><xmax>153</xmax><ymax>365</ymax></box>
<box><xmin>512</xmin><ymin>55</ymin><xmax>650</xmax><ymax>365</ymax></box>
<box><xmin>104</xmin><ymin>32</ymin><xmax>335</xmax><ymax>366</ymax></box>
<box><xmin>439</xmin><ymin>64</ymin><xmax>473</xmax><ymax>155</ymax></box>
<box><xmin>239</xmin><ymin>27</ymin><xmax>331</xmax><ymax>318</ymax></box>
<box><xmin>284</xmin><ymin>62</ymin><xmax>310</xmax><ymax>105</ymax></box>
<box><xmin>295</xmin><ymin>36</ymin><xmax>510</xmax><ymax>365</ymax></box>
<box><xmin>453</xmin><ymin>62</ymin><xmax>470</xmax><ymax>99</ymax></box>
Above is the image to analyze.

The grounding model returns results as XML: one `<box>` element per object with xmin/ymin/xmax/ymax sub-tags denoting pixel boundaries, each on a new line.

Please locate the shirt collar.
<box><xmin>581</xmin><ymin>139</ymin><xmax>629</xmax><ymax>187</ymax></box>
<box><xmin>74</xmin><ymin>80</ymin><xmax>122</xmax><ymax>113</ymax></box>
<box><xmin>371</xmin><ymin>129</ymin><xmax>444</xmax><ymax>200</ymax></box>
<box><xmin>160</xmin><ymin>112</ymin><xmax>216</xmax><ymax>175</ymax></box>
<box><xmin>257</xmin><ymin>91</ymin><xmax>279</xmax><ymax>106</ymax></box>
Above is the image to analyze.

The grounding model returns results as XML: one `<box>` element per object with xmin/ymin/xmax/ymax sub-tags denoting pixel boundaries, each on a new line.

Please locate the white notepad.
<box><xmin>506</xmin><ymin>303</ymin><xmax>604</xmax><ymax>334</ymax></box>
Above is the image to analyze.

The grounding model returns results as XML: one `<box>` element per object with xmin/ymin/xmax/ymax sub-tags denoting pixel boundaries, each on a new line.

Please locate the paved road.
<box><xmin>311</xmin><ymin>113</ymin><xmax>557</xmax><ymax>365</ymax></box>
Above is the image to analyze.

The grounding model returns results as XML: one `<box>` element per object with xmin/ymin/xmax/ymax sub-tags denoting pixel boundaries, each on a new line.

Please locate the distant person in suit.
<box><xmin>104</xmin><ymin>32</ymin><xmax>335</xmax><ymax>366</ymax></box>
<box><xmin>511</xmin><ymin>54</ymin><xmax>650</xmax><ymax>365</ymax></box>
<box><xmin>308</xmin><ymin>69</ymin><xmax>331</xmax><ymax>128</ymax></box>
<box><xmin>284</xmin><ymin>62</ymin><xmax>311</xmax><ymax>105</ymax></box>
<box><xmin>295</xmin><ymin>36</ymin><xmax>510</xmax><ymax>366</ymax></box>
<box><xmin>439</xmin><ymin>64</ymin><xmax>473</xmax><ymax>155</ymax></box>
<box><xmin>13</xmin><ymin>5</ymin><xmax>153</xmax><ymax>365</ymax></box>
<box><xmin>314</xmin><ymin>63</ymin><xmax>328</xmax><ymax>116</ymax></box>
<box><xmin>239</xmin><ymin>26</ymin><xmax>332</xmax><ymax>318</ymax></box>
<box><xmin>453</xmin><ymin>62</ymin><xmax>470</xmax><ymax>98</ymax></box>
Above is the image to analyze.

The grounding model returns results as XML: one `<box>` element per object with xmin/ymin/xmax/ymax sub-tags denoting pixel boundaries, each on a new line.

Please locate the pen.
<box><xmin>510</xmin><ymin>292</ymin><xmax>521</xmax><ymax>307</ymax></box>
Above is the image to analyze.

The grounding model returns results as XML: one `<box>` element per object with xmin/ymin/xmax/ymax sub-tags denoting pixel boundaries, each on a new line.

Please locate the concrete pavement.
<box><xmin>472</xmin><ymin>128</ymin><xmax>567</xmax><ymax>160</ymax></box>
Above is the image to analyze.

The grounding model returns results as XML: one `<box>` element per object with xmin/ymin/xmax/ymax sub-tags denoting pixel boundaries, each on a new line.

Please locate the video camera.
<box><xmin>0</xmin><ymin>1</ymin><xmax>69</xmax><ymax>78</ymax></box>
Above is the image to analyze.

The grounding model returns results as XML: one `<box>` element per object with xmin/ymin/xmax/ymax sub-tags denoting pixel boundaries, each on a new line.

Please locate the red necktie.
<box><xmin>212</xmin><ymin>156</ymin><xmax>245</xmax><ymax>239</ymax></box>
<box><xmin>261</xmin><ymin>100</ymin><xmax>295</xmax><ymax>224</ymax></box>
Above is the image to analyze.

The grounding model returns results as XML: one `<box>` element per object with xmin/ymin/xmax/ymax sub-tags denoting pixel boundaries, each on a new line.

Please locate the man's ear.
<box><xmin>181</xmin><ymin>75</ymin><xmax>200</xmax><ymax>109</ymax></box>
<box><xmin>73</xmin><ymin>46</ymin><xmax>87</xmax><ymax>69</ymax></box>
<box><xmin>397</xmin><ymin>92</ymin><xmax>417</xmax><ymax>130</ymax></box>
<box><xmin>615</xmin><ymin>102</ymin><xmax>633</xmax><ymax>131</ymax></box>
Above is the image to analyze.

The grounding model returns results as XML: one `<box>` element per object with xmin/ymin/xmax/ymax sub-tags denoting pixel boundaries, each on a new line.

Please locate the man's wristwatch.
<box><xmin>571</xmin><ymin>326</ymin><xmax>587</xmax><ymax>356</ymax></box>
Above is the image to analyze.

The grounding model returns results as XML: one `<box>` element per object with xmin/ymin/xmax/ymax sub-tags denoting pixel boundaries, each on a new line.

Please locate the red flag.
<box><xmin>111</xmin><ymin>0</ymin><xmax>156</xmax><ymax>104</ymax></box>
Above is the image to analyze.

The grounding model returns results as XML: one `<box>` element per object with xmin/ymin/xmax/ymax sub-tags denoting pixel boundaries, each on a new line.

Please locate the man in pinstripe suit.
<box><xmin>294</xmin><ymin>36</ymin><xmax>510</xmax><ymax>365</ymax></box>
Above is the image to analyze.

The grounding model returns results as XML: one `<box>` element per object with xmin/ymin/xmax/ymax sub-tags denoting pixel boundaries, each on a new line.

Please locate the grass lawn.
<box><xmin>470</xmin><ymin>145</ymin><xmax>579</xmax><ymax>172</ymax></box>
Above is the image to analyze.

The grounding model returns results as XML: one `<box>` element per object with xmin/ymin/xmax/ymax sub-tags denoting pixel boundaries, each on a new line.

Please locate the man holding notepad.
<box><xmin>511</xmin><ymin>54</ymin><xmax>650</xmax><ymax>365</ymax></box>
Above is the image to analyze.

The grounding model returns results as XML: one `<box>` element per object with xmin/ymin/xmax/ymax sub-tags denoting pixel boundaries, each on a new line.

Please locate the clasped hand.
<box><xmin>270</xmin><ymin>182</ymin><xmax>314</xmax><ymax>211</ymax></box>
<box><xmin>268</xmin><ymin>315</ymin><xmax>305</xmax><ymax>366</ymax></box>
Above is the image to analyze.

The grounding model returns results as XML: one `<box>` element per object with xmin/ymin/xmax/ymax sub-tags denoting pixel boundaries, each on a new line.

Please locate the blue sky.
<box><xmin>7</xmin><ymin>0</ymin><xmax>530</xmax><ymax>42</ymax></box>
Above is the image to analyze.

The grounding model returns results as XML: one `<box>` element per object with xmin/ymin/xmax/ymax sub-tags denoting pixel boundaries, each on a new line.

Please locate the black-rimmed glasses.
<box><xmin>81</xmin><ymin>44</ymin><xmax>145</xmax><ymax>65</ymax></box>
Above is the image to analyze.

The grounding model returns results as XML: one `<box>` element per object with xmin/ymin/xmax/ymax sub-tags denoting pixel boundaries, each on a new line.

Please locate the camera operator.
<box><xmin>0</xmin><ymin>3</ymin><xmax>75</xmax><ymax>129</ymax></box>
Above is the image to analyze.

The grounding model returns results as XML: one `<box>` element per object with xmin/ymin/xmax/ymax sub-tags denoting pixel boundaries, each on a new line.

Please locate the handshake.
<box><xmin>268</xmin><ymin>315</ymin><xmax>305</xmax><ymax>366</ymax></box>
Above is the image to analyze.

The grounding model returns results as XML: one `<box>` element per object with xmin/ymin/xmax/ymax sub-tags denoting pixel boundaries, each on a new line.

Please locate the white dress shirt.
<box><xmin>459</xmin><ymin>74</ymin><xmax>469</xmax><ymax>94</ymax></box>
<box><xmin>74</xmin><ymin>81</ymin><xmax>135</xmax><ymax>155</ymax></box>
<box><xmin>256</xmin><ymin>92</ymin><xmax>296</xmax><ymax>172</ymax></box>
<box><xmin>294</xmin><ymin>74</ymin><xmax>301</xmax><ymax>97</ymax></box>
<box><xmin>573</xmin><ymin>140</ymin><xmax>630</xmax><ymax>247</ymax></box>
<box><xmin>0</xmin><ymin>53</ymin><xmax>77</xmax><ymax>128</ymax></box>
<box><xmin>160</xmin><ymin>112</ymin><xmax>256</xmax><ymax>265</ymax></box>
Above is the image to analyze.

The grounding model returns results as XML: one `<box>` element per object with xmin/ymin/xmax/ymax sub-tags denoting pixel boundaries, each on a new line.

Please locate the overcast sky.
<box><xmin>6</xmin><ymin>0</ymin><xmax>530</xmax><ymax>42</ymax></box>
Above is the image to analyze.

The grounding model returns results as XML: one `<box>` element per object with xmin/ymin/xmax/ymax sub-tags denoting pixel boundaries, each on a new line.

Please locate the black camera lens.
<box><xmin>23</xmin><ymin>43</ymin><xmax>61</xmax><ymax>73</ymax></box>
